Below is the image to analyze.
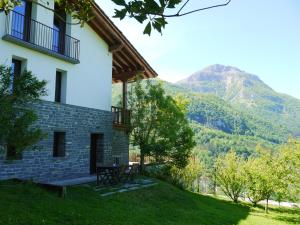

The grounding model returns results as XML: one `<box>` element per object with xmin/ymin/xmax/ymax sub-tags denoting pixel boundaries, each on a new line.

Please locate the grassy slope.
<box><xmin>0</xmin><ymin>180</ymin><xmax>299</xmax><ymax>225</ymax></box>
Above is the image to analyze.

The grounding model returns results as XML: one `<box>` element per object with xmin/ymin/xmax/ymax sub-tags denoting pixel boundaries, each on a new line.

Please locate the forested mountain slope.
<box><xmin>113</xmin><ymin>73</ymin><xmax>295</xmax><ymax>156</ymax></box>
<box><xmin>177</xmin><ymin>64</ymin><xmax>300</xmax><ymax>136</ymax></box>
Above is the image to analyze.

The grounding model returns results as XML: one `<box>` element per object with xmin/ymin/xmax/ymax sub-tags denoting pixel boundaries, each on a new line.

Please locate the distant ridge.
<box><xmin>176</xmin><ymin>64</ymin><xmax>300</xmax><ymax>136</ymax></box>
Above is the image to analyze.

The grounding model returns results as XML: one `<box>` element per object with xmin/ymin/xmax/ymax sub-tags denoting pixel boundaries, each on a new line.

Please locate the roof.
<box><xmin>88</xmin><ymin>2</ymin><xmax>158</xmax><ymax>83</ymax></box>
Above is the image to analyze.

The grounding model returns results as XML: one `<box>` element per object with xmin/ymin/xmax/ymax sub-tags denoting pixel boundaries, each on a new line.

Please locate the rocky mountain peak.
<box><xmin>202</xmin><ymin>64</ymin><xmax>243</xmax><ymax>74</ymax></box>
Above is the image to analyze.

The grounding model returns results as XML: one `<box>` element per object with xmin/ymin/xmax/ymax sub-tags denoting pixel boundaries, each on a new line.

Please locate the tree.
<box><xmin>215</xmin><ymin>150</ymin><xmax>245</xmax><ymax>203</ymax></box>
<box><xmin>112</xmin><ymin>0</ymin><xmax>232</xmax><ymax>35</ymax></box>
<box><xmin>128</xmin><ymin>78</ymin><xmax>195</xmax><ymax>168</ymax></box>
<box><xmin>274</xmin><ymin>139</ymin><xmax>300</xmax><ymax>204</ymax></box>
<box><xmin>244</xmin><ymin>145</ymin><xmax>276</xmax><ymax>213</ymax></box>
<box><xmin>0</xmin><ymin>0</ymin><xmax>232</xmax><ymax>34</ymax></box>
<box><xmin>0</xmin><ymin>65</ymin><xmax>47</xmax><ymax>158</ymax></box>
<box><xmin>170</xmin><ymin>156</ymin><xmax>203</xmax><ymax>191</ymax></box>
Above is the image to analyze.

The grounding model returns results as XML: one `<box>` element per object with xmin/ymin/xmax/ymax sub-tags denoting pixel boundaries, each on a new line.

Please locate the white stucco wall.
<box><xmin>0</xmin><ymin>0</ymin><xmax>112</xmax><ymax>111</ymax></box>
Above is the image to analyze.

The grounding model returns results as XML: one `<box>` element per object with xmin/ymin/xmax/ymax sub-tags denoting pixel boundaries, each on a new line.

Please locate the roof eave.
<box><xmin>88</xmin><ymin>3</ymin><xmax>158</xmax><ymax>83</ymax></box>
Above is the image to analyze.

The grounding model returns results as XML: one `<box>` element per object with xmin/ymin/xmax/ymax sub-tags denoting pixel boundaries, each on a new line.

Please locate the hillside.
<box><xmin>0</xmin><ymin>180</ymin><xmax>299</xmax><ymax>225</ymax></box>
<box><xmin>160</xmin><ymin>81</ymin><xmax>289</xmax><ymax>156</ymax></box>
<box><xmin>113</xmin><ymin>78</ymin><xmax>290</xmax><ymax>156</ymax></box>
<box><xmin>177</xmin><ymin>64</ymin><xmax>300</xmax><ymax>136</ymax></box>
<box><xmin>163</xmin><ymin>82</ymin><xmax>289</xmax><ymax>143</ymax></box>
<box><xmin>112</xmin><ymin>65</ymin><xmax>300</xmax><ymax>155</ymax></box>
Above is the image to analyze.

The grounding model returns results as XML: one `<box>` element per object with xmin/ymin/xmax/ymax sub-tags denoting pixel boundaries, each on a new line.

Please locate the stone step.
<box><xmin>100</xmin><ymin>182</ymin><xmax>157</xmax><ymax>197</ymax></box>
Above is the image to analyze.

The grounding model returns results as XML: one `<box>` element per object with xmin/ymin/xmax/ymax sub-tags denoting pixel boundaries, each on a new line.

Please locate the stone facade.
<box><xmin>112</xmin><ymin>129</ymin><xmax>129</xmax><ymax>165</ymax></box>
<box><xmin>0</xmin><ymin>100</ymin><xmax>129</xmax><ymax>182</ymax></box>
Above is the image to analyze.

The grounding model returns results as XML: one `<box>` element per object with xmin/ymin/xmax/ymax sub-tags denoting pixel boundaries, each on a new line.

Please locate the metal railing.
<box><xmin>5</xmin><ymin>11</ymin><xmax>80</xmax><ymax>61</ymax></box>
<box><xmin>111</xmin><ymin>106</ymin><xmax>131</xmax><ymax>127</ymax></box>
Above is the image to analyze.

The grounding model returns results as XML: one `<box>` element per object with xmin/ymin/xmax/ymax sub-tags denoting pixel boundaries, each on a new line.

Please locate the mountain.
<box><xmin>112</xmin><ymin>64</ymin><xmax>299</xmax><ymax>156</ymax></box>
<box><xmin>177</xmin><ymin>64</ymin><xmax>300</xmax><ymax>136</ymax></box>
<box><xmin>113</xmin><ymin>80</ymin><xmax>289</xmax><ymax>157</ymax></box>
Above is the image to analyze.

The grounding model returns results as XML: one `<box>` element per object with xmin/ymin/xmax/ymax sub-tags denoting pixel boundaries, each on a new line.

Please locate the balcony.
<box><xmin>112</xmin><ymin>106</ymin><xmax>131</xmax><ymax>130</ymax></box>
<box><xmin>3</xmin><ymin>11</ymin><xmax>80</xmax><ymax>64</ymax></box>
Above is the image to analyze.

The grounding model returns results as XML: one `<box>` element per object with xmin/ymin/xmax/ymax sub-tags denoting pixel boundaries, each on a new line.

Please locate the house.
<box><xmin>0</xmin><ymin>0</ymin><xmax>157</xmax><ymax>182</ymax></box>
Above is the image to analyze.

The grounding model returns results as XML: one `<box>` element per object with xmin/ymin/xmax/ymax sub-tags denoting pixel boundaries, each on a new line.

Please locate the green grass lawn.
<box><xmin>0</xmin><ymin>179</ymin><xmax>299</xmax><ymax>225</ymax></box>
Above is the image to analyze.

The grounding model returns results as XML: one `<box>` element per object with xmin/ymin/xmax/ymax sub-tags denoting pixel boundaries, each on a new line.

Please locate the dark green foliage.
<box><xmin>177</xmin><ymin>64</ymin><xmax>300</xmax><ymax>137</ymax></box>
<box><xmin>190</xmin><ymin>122</ymin><xmax>276</xmax><ymax>158</ymax></box>
<box><xmin>128</xmin><ymin>78</ymin><xmax>195</xmax><ymax>168</ymax></box>
<box><xmin>112</xmin><ymin>0</ymin><xmax>173</xmax><ymax>35</ymax></box>
<box><xmin>188</xmin><ymin>94</ymin><xmax>289</xmax><ymax>144</ymax></box>
<box><xmin>0</xmin><ymin>66</ymin><xmax>47</xmax><ymax>156</ymax></box>
<box><xmin>111</xmin><ymin>0</ymin><xmax>231</xmax><ymax>35</ymax></box>
<box><xmin>113</xmin><ymin>78</ymin><xmax>287</xmax><ymax>159</ymax></box>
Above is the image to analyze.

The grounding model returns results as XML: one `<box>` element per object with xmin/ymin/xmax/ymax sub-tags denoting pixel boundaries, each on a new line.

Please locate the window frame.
<box><xmin>11</xmin><ymin>58</ymin><xmax>22</xmax><ymax>94</ymax></box>
<box><xmin>11</xmin><ymin>0</ymin><xmax>32</xmax><ymax>41</ymax></box>
<box><xmin>53</xmin><ymin>131</ymin><xmax>66</xmax><ymax>158</ymax></box>
<box><xmin>55</xmin><ymin>71</ymin><xmax>62</xmax><ymax>103</ymax></box>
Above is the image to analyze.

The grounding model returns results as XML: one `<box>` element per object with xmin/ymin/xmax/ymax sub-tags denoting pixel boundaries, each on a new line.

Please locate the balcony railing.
<box><xmin>4</xmin><ymin>11</ymin><xmax>80</xmax><ymax>63</ymax></box>
<box><xmin>112</xmin><ymin>106</ymin><xmax>131</xmax><ymax>128</ymax></box>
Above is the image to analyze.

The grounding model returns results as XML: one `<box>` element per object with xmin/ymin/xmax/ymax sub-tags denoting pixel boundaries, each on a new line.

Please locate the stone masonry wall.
<box><xmin>0</xmin><ymin>100</ymin><xmax>113</xmax><ymax>182</ymax></box>
<box><xmin>112</xmin><ymin>129</ymin><xmax>129</xmax><ymax>165</ymax></box>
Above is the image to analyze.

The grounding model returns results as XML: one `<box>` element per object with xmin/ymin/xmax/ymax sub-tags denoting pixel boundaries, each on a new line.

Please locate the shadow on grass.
<box><xmin>0</xmin><ymin>179</ymin><xmax>252</xmax><ymax>225</ymax></box>
<box><xmin>269</xmin><ymin>206</ymin><xmax>300</xmax><ymax>224</ymax></box>
<box><xmin>274</xmin><ymin>215</ymin><xmax>300</xmax><ymax>224</ymax></box>
<box><xmin>249</xmin><ymin>202</ymin><xmax>300</xmax><ymax>224</ymax></box>
<box><xmin>175</xmin><ymin>189</ymin><xmax>251</xmax><ymax>225</ymax></box>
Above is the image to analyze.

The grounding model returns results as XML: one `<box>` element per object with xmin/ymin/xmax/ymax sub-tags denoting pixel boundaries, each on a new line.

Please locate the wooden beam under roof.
<box><xmin>88</xmin><ymin>2</ymin><xmax>158</xmax><ymax>83</ymax></box>
<box><xmin>117</xmin><ymin>50</ymin><xmax>139</xmax><ymax>69</ymax></box>
<box><xmin>112</xmin><ymin>69</ymin><xmax>144</xmax><ymax>82</ymax></box>
<box><xmin>113</xmin><ymin>52</ymin><xmax>136</xmax><ymax>69</ymax></box>
<box><xmin>109</xmin><ymin>43</ymin><xmax>124</xmax><ymax>53</ymax></box>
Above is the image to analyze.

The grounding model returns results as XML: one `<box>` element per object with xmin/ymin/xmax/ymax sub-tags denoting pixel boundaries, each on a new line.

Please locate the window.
<box><xmin>55</xmin><ymin>70</ymin><xmax>67</xmax><ymax>103</ymax></box>
<box><xmin>53</xmin><ymin>3</ymin><xmax>66</xmax><ymax>53</ymax></box>
<box><xmin>53</xmin><ymin>132</ymin><xmax>66</xmax><ymax>157</ymax></box>
<box><xmin>11</xmin><ymin>0</ymin><xmax>32</xmax><ymax>40</ymax></box>
<box><xmin>12</xmin><ymin>59</ymin><xmax>22</xmax><ymax>78</ymax></box>
<box><xmin>55</xmin><ymin>71</ymin><xmax>62</xmax><ymax>102</ymax></box>
<box><xmin>11</xmin><ymin>59</ymin><xmax>22</xmax><ymax>92</ymax></box>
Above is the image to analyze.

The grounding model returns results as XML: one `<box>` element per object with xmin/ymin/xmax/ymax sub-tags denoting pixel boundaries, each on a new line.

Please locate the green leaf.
<box><xmin>111</xmin><ymin>0</ymin><xmax>126</xmax><ymax>6</ymax></box>
<box><xmin>113</xmin><ymin>8</ymin><xmax>127</xmax><ymax>20</ymax></box>
<box><xmin>143</xmin><ymin>22</ymin><xmax>152</xmax><ymax>36</ymax></box>
<box><xmin>155</xmin><ymin>17</ymin><xmax>167</xmax><ymax>28</ymax></box>
<box><xmin>134</xmin><ymin>14</ymin><xmax>147</xmax><ymax>23</ymax></box>
<box><xmin>167</xmin><ymin>0</ymin><xmax>182</xmax><ymax>8</ymax></box>
<box><xmin>153</xmin><ymin>21</ymin><xmax>162</xmax><ymax>33</ymax></box>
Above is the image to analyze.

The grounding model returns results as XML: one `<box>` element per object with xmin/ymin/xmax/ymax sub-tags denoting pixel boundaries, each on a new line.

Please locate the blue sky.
<box><xmin>97</xmin><ymin>0</ymin><xmax>300</xmax><ymax>99</ymax></box>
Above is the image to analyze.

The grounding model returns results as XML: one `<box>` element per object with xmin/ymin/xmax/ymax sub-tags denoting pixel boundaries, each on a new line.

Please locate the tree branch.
<box><xmin>177</xmin><ymin>0</ymin><xmax>190</xmax><ymax>15</ymax></box>
<box><xmin>176</xmin><ymin>0</ymin><xmax>231</xmax><ymax>17</ymax></box>
<box><xmin>153</xmin><ymin>0</ymin><xmax>232</xmax><ymax>18</ymax></box>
